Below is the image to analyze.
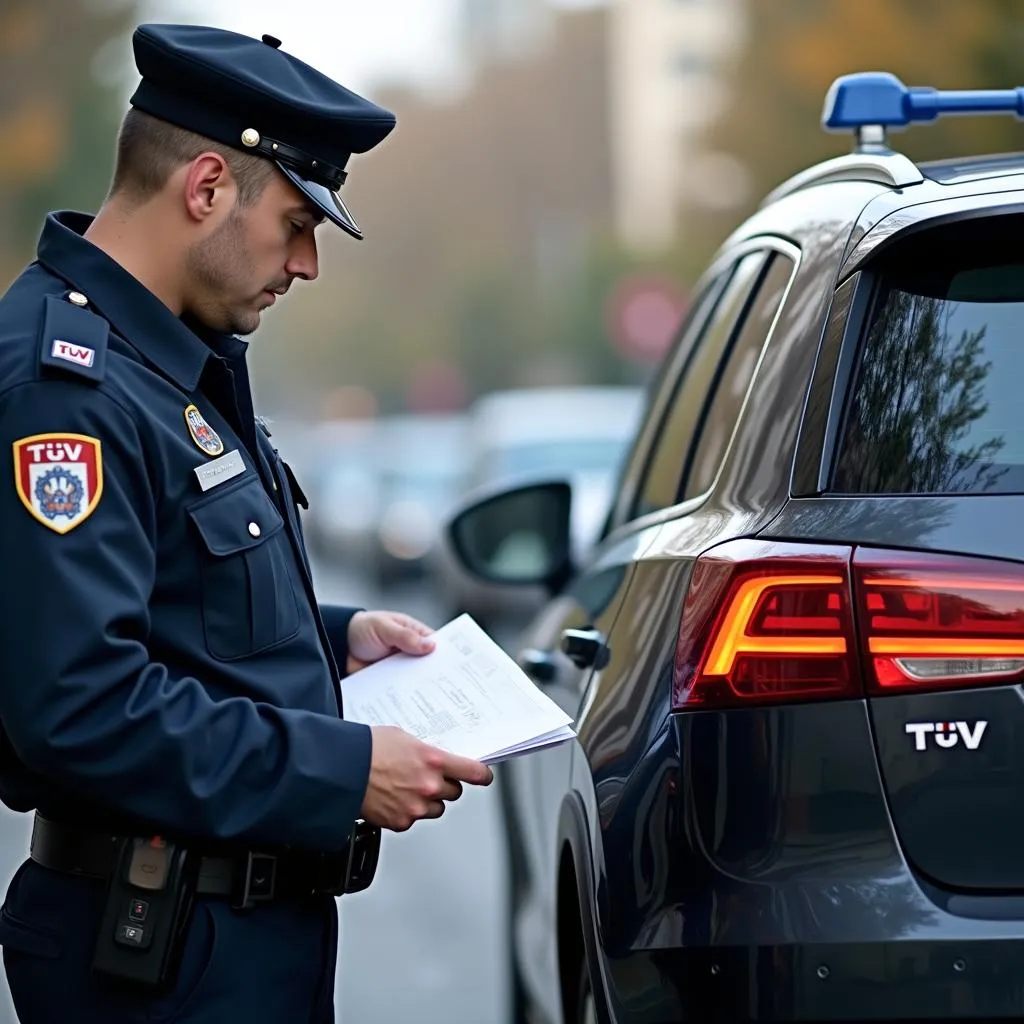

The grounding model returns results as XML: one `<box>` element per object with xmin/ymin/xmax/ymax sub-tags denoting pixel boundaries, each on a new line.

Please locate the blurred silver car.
<box><xmin>366</xmin><ymin>413</ymin><xmax>469</xmax><ymax>588</ymax></box>
<box><xmin>300</xmin><ymin>418</ymin><xmax>381</xmax><ymax>570</ymax></box>
<box><xmin>432</xmin><ymin>386</ymin><xmax>645</xmax><ymax>631</ymax></box>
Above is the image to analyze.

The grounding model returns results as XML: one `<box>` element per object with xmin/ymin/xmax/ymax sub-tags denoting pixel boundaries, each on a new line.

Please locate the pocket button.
<box><xmin>248</xmin><ymin>522</ymin><xmax>261</xmax><ymax>538</ymax></box>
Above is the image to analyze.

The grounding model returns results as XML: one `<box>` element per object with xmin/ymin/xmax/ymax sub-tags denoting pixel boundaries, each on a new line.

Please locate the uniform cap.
<box><xmin>129</xmin><ymin>23</ymin><xmax>397</xmax><ymax>240</ymax></box>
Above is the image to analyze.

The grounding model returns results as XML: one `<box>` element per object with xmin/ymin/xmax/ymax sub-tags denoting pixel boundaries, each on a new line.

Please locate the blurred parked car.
<box><xmin>300</xmin><ymin>418</ymin><xmax>381</xmax><ymax>571</ymax></box>
<box><xmin>366</xmin><ymin>413</ymin><xmax>469</xmax><ymax>588</ymax></box>
<box><xmin>446</xmin><ymin>74</ymin><xmax>1024</xmax><ymax>1024</ymax></box>
<box><xmin>433</xmin><ymin>386</ymin><xmax>645</xmax><ymax>631</ymax></box>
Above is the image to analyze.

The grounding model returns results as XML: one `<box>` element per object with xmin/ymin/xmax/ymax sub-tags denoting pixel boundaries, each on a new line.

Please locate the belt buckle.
<box><xmin>231</xmin><ymin>851</ymin><xmax>277</xmax><ymax>910</ymax></box>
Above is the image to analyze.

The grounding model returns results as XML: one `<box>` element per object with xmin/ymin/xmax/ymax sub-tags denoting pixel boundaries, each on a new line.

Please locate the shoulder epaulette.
<box><xmin>37</xmin><ymin>291</ymin><xmax>108</xmax><ymax>384</ymax></box>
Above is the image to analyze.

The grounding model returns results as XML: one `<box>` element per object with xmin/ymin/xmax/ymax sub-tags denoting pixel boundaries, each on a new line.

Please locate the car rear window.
<box><xmin>833</xmin><ymin>215</ymin><xmax>1024</xmax><ymax>494</ymax></box>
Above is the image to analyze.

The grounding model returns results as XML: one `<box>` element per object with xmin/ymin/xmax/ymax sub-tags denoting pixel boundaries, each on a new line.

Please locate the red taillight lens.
<box><xmin>672</xmin><ymin>540</ymin><xmax>1024</xmax><ymax>711</ymax></box>
<box><xmin>853</xmin><ymin>548</ymin><xmax>1024</xmax><ymax>693</ymax></box>
<box><xmin>672</xmin><ymin>539</ymin><xmax>860</xmax><ymax>709</ymax></box>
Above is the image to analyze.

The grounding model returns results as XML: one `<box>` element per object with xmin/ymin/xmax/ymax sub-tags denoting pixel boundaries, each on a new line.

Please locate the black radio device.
<box><xmin>91</xmin><ymin>836</ymin><xmax>199</xmax><ymax>989</ymax></box>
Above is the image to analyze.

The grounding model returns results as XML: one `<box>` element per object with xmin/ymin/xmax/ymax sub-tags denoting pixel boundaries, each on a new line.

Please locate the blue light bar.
<box><xmin>823</xmin><ymin>71</ymin><xmax>1024</xmax><ymax>131</ymax></box>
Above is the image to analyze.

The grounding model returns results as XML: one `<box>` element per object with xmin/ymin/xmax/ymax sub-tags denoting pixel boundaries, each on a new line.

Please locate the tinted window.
<box><xmin>630</xmin><ymin>251</ymin><xmax>768</xmax><ymax>518</ymax></box>
<box><xmin>607</xmin><ymin>272</ymin><xmax>729</xmax><ymax>532</ymax></box>
<box><xmin>683</xmin><ymin>253</ymin><xmax>795</xmax><ymax>498</ymax></box>
<box><xmin>834</xmin><ymin>217</ymin><xmax>1024</xmax><ymax>494</ymax></box>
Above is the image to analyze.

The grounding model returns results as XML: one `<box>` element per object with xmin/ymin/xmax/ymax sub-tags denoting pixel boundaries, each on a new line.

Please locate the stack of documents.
<box><xmin>342</xmin><ymin>614</ymin><xmax>576</xmax><ymax>764</ymax></box>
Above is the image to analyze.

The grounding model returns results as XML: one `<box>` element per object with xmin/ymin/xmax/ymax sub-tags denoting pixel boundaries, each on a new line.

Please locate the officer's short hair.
<box><xmin>110</xmin><ymin>108</ymin><xmax>275</xmax><ymax>207</ymax></box>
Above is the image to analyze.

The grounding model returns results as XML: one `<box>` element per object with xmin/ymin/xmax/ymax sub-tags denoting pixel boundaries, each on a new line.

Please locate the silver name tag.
<box><xmin>193</xmin><ymin>449</ymin><xmax>245</xmax><ymax>492</ymax></box>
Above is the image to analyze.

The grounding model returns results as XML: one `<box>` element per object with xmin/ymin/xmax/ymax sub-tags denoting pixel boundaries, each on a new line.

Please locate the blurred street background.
<box><xmin>4</xmin><ymin>0</ymin><xmax>1024</xmax><ymax>1021</ymax></box>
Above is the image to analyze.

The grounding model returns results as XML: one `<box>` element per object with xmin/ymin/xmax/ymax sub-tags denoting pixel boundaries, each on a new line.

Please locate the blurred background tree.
<box><xmin>0</xmin><ymin>0</ymin><xmax>138</xmax><ymax>285</ymax></box>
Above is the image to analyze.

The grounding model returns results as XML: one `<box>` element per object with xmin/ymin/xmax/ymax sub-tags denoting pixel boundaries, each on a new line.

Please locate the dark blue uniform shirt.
<box><xmin>0</xmin><ymin>212</ymin><xmax>371</xmax><ymax>852</ymax></box>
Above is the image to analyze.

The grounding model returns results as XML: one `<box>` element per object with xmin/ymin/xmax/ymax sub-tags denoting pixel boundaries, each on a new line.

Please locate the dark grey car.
<box><xmin>447</xmin><ymin>74</ymin><xmax>1024</xmax><ymax>1023</ymax></box>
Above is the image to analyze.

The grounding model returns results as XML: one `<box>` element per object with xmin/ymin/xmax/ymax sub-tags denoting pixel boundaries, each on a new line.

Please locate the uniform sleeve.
<box><xmin>318</xmin><ymin>604</ymin><xmax>362</xmax><ymax>677</ymax></box>
<box><xmin>0</xmin><ymin>380</ymin><xmax>371</xmax><ymax>851</ymax></box>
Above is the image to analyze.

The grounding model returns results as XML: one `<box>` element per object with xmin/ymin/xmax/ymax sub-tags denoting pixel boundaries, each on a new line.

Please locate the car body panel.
<box><xmin>760</xmin><ymin>495</ymin><xmax>1024</xmax><ymax>564</ymax></box>
<box><xmin>504</xmin><ymin>176</ymin><xmax>888</xmax><ymax>1023</ymax></box>
<box><xmin>461</xmin><ymin>147</ymin><xmax>1024</xmax><ymax>1023</ymax></box>
<box><xmin>505</xmin><ymin>525</ymin><xmax>659</xmax><ymax>1024</ymax></box>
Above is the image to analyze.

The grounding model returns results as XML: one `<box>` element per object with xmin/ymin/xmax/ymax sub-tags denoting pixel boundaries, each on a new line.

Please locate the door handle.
<box><xmin>518</xmin><ymin>648</ymin><xmax>558</xmax><ymax>684</ymax></box>
<box><xmin>560</xmin><ymin>628</ymin><xmax>608</xmax><ymax>670</ymax></box>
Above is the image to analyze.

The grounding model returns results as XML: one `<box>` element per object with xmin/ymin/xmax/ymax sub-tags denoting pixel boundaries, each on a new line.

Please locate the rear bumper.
<box><xmin>607</xmin><ymin>939</ymin><xmax>1024</xmax><ymax>1021</ymax></box>
<box><xmin>587</xmin><ymin>703</ymin><xmax>1024</xmax><ymax>1022</ymax></box>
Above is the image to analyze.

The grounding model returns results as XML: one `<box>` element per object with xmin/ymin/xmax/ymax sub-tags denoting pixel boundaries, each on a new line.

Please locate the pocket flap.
<box><xmin>188</xmin><ymin>475</ymin><xmax>285</xmax><ymax>557</ymax></box>
<box><xmin>0</xmin><ymin>906</ymin><xmax>64</xmax><ymax>959</ymax></box>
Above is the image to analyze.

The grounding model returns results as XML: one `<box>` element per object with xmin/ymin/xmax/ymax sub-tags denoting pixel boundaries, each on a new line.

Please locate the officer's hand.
<box><xmin>361</xmin><ymin>726</ymin><xmax>493</xmax><ymax>832</ymax></box>
<box><xmin>346</xmin><ymin>610</ymin><xmax>435</xmax><ymax>674</ymax></box>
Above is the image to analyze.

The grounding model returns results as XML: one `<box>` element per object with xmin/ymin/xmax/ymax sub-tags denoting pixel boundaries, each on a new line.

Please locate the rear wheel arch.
<box><xmin>557</xmin><ymin>797</ymin><xmax>611</xmax><ymax>1023</ymax></box>
<box><xmin>557</xmin><ymin>844</ymin><xmax>584</xmax><ymax>1023</ymax></box>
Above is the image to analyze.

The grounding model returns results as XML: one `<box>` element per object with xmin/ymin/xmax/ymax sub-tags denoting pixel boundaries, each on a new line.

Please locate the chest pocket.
<box><xmin>187</xmin><ymin>475</ymin><xmax>301</xmax><ymax>661</ymax></box>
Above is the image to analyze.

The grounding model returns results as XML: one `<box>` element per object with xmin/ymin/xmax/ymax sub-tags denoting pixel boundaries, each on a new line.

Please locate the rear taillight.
<box><xmin>672</xmin><ymin>540</ymin><xmax>1024</xmax><ymax>710</ymax></box>
<box><xmin>672</xmin><ymin>539</ymin><xmax>860</xmax><ymax>709</ymax></box>
<box><xmin>854</xmin><ymin>548</ymin><xmax>1024</xmax><ymax>693</ymax></box>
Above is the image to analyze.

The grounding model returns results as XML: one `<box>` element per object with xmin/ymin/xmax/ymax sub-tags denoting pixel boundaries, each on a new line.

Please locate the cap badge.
<box><xmin>183</xmin><ymin>404</ymin><xmax>225</xmax><ymax>457</ymax></box>
<box><xmin>241</xmin><ymin>128</ymin><xmax>261</xmax><ymax>148</ymax></box>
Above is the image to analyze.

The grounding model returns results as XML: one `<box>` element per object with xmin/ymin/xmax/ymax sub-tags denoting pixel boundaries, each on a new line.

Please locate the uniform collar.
<box><xmin>35</xmin><ymin>211</ymin><xmax>233</xmax><ymax>393</ymax></box>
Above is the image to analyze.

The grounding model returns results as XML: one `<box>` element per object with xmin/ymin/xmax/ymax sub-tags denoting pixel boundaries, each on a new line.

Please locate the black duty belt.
<box><xmin>29</xmin><ymin>813</ymin><xmax>379</xmax><ymax>909</ymax></box>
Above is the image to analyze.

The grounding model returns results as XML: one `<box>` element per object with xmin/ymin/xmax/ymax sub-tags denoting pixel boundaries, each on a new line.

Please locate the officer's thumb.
<box><xmin>395</xmin><ymin>626</ymin><xmax>434</xmax><ymax>656</ymax></box>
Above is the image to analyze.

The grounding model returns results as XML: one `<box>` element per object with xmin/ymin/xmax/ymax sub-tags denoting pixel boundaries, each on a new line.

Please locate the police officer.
<box><xmin>0</xmin><ymin>23</ymin><xmax>493</xmax><ymax>1023</ymax></box>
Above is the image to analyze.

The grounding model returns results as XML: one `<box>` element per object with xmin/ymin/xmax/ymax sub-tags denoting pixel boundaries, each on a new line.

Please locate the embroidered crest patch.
<box><xmin>184</xmin><ymin>404</ymin><xmax>224</xmax><ymax>457</ymax></box>
<box><xmin>13</xmin><ymin>433</ymin><xmax>103</xmax><ymax>534</ymax></box>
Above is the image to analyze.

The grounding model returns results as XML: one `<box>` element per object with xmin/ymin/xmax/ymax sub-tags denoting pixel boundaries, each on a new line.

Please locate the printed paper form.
<box><xmin>342</xmin><ymin>614</ymin><xmax>576</xmax><ymax>764</ymax></box>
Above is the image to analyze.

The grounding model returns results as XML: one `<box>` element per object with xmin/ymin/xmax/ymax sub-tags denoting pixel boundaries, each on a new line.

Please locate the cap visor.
<box><xmin>277</xmin><ymin>163</ymin><xmax>363</xmax><ymax>240</ymax></box>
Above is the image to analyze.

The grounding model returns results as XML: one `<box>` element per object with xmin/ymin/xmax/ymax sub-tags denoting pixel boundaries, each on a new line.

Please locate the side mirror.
<box><xmin>448</xmin><ymin>480</ymin><xmax>573</xmax><ymax>591</ymax></box>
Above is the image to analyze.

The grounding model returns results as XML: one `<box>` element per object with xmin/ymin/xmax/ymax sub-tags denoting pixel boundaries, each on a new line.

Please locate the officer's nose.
<box><xmin>286</xmin><ymin>231</ymin><xmax>319</xmax><ymax>282</ymax></box>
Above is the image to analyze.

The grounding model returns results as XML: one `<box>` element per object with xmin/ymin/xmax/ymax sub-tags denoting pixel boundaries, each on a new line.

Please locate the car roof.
<box><xmin>749</xmin><ymin>74</ymin><xmax>1024</xmax><ymax>252</ymax></box>
<box><xmin>701</xmin><ymin>146</ymin><xmax>1024</xmax><ymax>302</ymax></box>
<box><xmin>762</xmin><ymin>148</ymin><xmax>1024</xmax><ymax>216</ymax></box>
<box><xmin>918</xmin><ymin>151</ymin><xmax>1024</xmax><ymax>185</ymax></box>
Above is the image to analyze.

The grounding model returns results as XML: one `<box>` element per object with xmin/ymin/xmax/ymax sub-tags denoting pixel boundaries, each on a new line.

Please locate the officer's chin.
<box><xmin>227</xmin><ymin>308</ymin><xmax>264</xmax><ymax>337</ymax></box>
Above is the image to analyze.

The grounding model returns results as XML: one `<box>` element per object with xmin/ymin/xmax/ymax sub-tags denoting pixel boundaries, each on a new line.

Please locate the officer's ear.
<box><xmin>181</xmin><ymin>152</ymin><xmax>236</xmax><ymax>226</ymax></box>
